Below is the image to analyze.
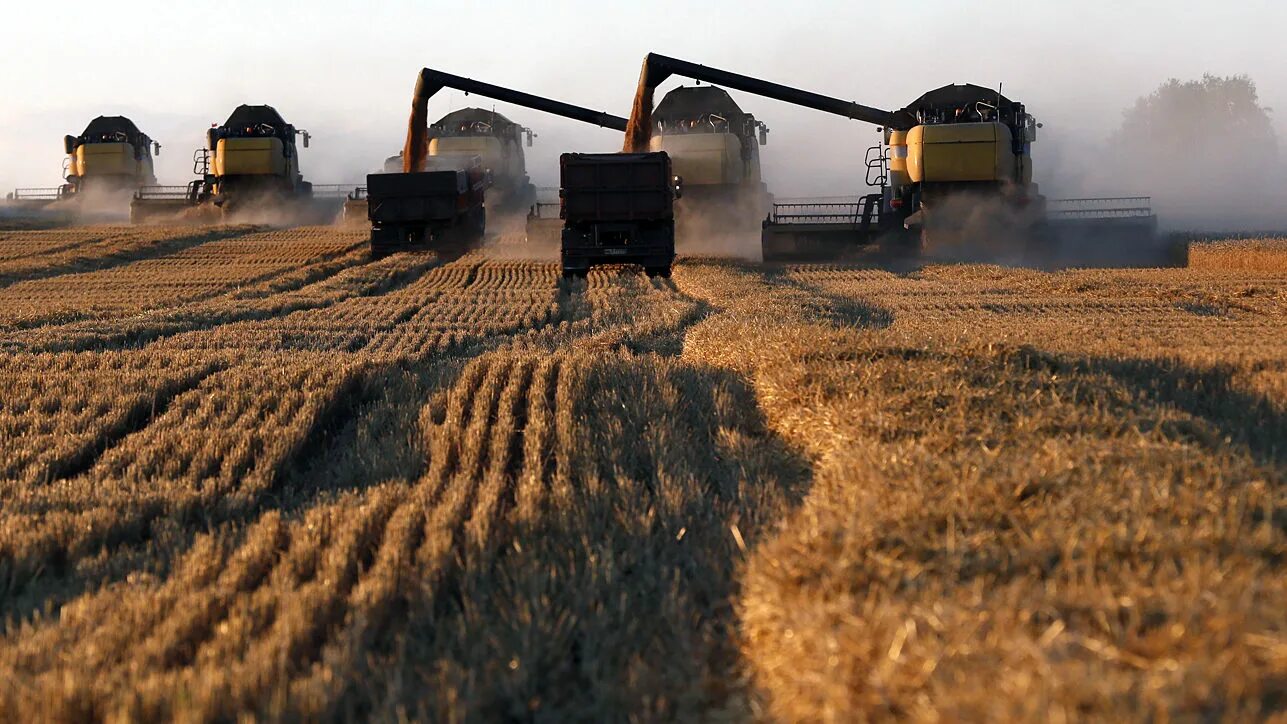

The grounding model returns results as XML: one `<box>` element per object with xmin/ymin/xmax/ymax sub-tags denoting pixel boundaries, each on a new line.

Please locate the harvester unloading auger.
<box><xmin>5</xmin><ymin>116</ymin><xmax>160</xmax><ymax>213</ymax></box>
<box><xmin>366</xmin><ymin>108</ymin><xmax>539</xmax><ymax>212</ymax></box>
<box><xmin>130</xmin><ymin>105</ymin><xmax>349</xmax><ymax>224</ymax></box>
<box><xmin>355</xmin><ymin>68</ymin><xmax>627</xmax><ymax>257</ymax></box>
<box><xmin>625</xmin><ymin>53</ymin><xmax>1180</xmax><ymax>266</ymax></box>
<box><xmin>366</xmin><ymin>67</ymin><xmax>780</xmax><ymax>251</ymax></box>
<box><xmin>354</xmin><ymin>67</ymin><xmax>631</xmax><ymax>252</ymax></box>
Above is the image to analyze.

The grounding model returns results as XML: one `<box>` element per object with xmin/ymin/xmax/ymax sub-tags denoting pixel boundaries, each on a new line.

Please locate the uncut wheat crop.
<box><xmin>0</xmin><ymin>224</ymin><xmax>1282</xmax><ymax>721</ymax></box>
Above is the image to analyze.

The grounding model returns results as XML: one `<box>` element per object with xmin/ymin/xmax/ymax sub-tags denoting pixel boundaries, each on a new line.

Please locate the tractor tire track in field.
<box><xmin>261</xmin><ymin>273</ymin><xmax>800</xmax><ymax>717</ymax></box>
<box><xmin>0</xmin><ymin>231</ymin><xmax>112</xmax><ymax>262</ymax></box>
<box><xmin>0</xmin><ymin>233</ymin><xmax>368</xmax><ymax>339</ymax></box>
<box><xmin>0</xmin><ymin>226</ymin><xmax>263</xmax><ymax>289</ymax></box>
<box><xmin>40</xmin><ymin>362</ymin><xmax>227</xmax><ymax>483</ymax></box>
<box><xmin>0</xmin><ymin>257</ymin><xmax>781</xmax><ymax>718</ymax></box>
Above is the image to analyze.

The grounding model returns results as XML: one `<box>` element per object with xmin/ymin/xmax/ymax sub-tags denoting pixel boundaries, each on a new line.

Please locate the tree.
<box><xmin>1109</xmin><ymin>75</ymin><xmax>1280</xmax><ymax>227</ymax></box>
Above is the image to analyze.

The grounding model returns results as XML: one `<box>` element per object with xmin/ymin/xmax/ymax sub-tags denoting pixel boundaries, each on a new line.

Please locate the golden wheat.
<box><xmin>0</xmin><ymin>229</ymin><xmax>1281</xmax><ymax>721</ymax></box>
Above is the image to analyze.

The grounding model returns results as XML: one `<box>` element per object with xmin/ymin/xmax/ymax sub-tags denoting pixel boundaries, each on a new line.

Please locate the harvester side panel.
<box><xmin>648</xmin><ymin>133</ymin><xmax>743</xmax><ymax>186</ymax></box>
<box><xmin>215</xmin><ymin>138</ymin><xmax>289</xmax><ymax>177</ymax></box>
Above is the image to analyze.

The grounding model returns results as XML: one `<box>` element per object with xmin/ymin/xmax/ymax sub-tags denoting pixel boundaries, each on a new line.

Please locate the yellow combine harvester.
<box><xmin>132</xmin><ymin>105</ymin><xmax>346</xmax><ymax>223</ymax></box>
<box><xmin>626</xmin><ymin>54</ymin><xmax>1177</xmax><ymax>266</ymax></box>
<box><xmin>5</xmin><ymin>116</ymin><xmax>160</xmax><ymax>210</ymax></box>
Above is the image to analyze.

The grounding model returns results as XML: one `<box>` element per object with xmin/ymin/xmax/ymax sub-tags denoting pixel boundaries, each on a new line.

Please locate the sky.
<box><xmin>2</xmin><ymin>0</ymin><xmax>1285</xmax><ymax>198</ymax></box>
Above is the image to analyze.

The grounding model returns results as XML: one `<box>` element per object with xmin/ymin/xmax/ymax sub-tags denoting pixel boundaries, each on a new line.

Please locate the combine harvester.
<box><xmin>131</xmin><ymin>105</ymin><xmax>349</xmax><ymax>224</ymax></box>
<box><xmin>624</xmin><ymin>53</ymin><xmax>1180</xmax><ymax>266</ymax></box>
<box><xmin>5</xmin><ymin>116</ymin><xmax>161</xmax><ymax>216</ymax></box>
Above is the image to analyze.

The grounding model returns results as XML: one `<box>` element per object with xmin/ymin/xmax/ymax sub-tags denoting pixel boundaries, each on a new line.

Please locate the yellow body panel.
<box><xmin>72</xmin><ymin>142</ymin><xmax>136</xmax><ymax>177</ymax></box>
<box><xmin>651</xmin><ymin>133</ymin><xmax>743</xmax><ymax>186</ymax></box>
<box><xmin>215</xmin><ymin>138</ymin><xmax>289</xmax><ymax>177</ymax></box>
<box><xmin>887</xmin><ymin>130</ymin><xmax>911</xmax><ymax>188</ymax></box>
<box><xmin>906</xmin><ymin>122</ymin><xmax>1015</xmax><ymax>184</ymax></box>
<box><xmin>431</xmin><ymin>137</ymin><xmax>512</xmax><ymax>179</ymax></box>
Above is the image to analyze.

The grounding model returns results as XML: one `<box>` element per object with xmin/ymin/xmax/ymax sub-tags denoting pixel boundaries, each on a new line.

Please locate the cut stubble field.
<box><xmin>0</xmin><ymin>224</ymin><xmax>1282</xmax><ymax>721</ymax></box>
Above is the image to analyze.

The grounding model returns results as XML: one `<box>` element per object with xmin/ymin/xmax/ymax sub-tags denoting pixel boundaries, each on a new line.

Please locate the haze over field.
<box><xmin>2</xmin><ymin>1</ymin><xmax>1285</xmax><ymax>214</ymax></box>
<box><xmin>3</xmin><ymin>3</ymin><xmax>1287</xmax><ymax>719</ymax></box>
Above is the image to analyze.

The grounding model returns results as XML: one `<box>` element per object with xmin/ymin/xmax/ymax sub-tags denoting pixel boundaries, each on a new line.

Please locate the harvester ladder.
<box><xmin>864</xmin><ymin>145</ymin><xmax>888</xmax><ymax>188</ymax></box>
<box><xmin>193</xmin><ymin>149</ymin><xmax>210</xmax><ymax>176</ymax></box>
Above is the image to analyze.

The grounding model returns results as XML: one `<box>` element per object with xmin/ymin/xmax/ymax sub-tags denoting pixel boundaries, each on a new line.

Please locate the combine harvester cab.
<box><xmin>64</xmin><ymin>116</ymin><xmax>161</xmax><ymax>195</ymax></box>
<box><xmin>7</xmin><ymin>116</ymin><xmax>160</xmax><ymax>216</ymax></box>
<box><xmin>132</xmin><ymin>105</ymin><xmax>346</xmax><ymax>224</ymax></box>
<box><xmin>558</xmin><ymin>152</ymin><xmax>678</xmax><ymax>278</ymax></box>
<box><xmin>366</xmin><ymin>155</ymin><xmax>489</xmax><ymax>258</ymax></box>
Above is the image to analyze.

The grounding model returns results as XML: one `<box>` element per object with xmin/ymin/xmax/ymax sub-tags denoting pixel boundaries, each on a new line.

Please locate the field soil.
<box><xmin>0</xmin><ymin>225</ymin><xmax>1283</xmax><ymax>721</ymax></box>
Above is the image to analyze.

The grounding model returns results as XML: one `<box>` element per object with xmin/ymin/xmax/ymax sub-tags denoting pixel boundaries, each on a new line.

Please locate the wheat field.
<box><xmin>0</xmin><ymin>224</ymin><xmax>1282</xmax><ymax>721</ymax></box>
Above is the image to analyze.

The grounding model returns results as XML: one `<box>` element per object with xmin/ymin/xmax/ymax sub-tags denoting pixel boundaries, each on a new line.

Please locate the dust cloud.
<box><xmin>919</xmin><ymin>192</ymin><xmax>1184</xmax><ymax>269</ymax></box>
<box><xmin>1042</xmin><ymin>75</ymin><xmax>1285</xmax><ymax>233</ymax></box>
<box><xmin>674</xmin><ymin>190</ymin><xmax>767</xmax><ymax>261</ymax></box>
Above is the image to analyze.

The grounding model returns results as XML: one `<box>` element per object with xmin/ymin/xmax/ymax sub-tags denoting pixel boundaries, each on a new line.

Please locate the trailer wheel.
<box><xmin>645</xmin><ymin>265</ymin><xmax>672</xmax><ymax>279</ymax></box>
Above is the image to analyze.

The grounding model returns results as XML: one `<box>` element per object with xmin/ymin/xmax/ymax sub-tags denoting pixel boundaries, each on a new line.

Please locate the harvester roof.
<box><xmin>223</xmin><ymin>105</ymin><xmax>289</xmax><ymax>128</ymax></box>
<box><xmin>435</xmin><ymin>108</ymin><xmax>516</xmax><ymax>127</ymax></box>
<box><xmin>902</xmin><ymin>84</ymin><xmax>1015</xmax><ymax>115</ymax></box>
<box><xmin>432</xmin><ymin>108</ymin><xmax>520</xmax><ymax>136</ymax></box>
<box><xmin>654</xmin><ymin>86</ymin><xmax>748</xmax><ymax>125</ymax></box>
<box><xmin>80</xmin><ymin>116</ymin><xmax>144</xmax><ymax>141</ymax></box>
